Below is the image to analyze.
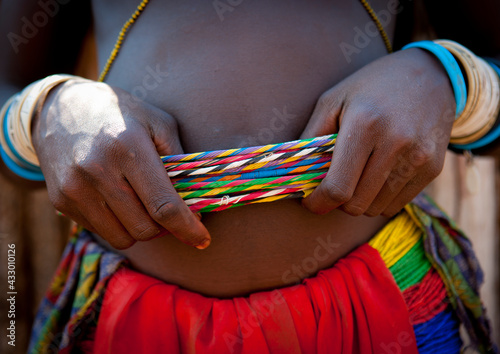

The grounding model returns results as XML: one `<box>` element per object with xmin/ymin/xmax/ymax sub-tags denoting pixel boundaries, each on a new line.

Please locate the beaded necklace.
<box><xmin>97</xmin><ymin>0</ymin><xmax>392</xmax><ymax>82</ymax></box>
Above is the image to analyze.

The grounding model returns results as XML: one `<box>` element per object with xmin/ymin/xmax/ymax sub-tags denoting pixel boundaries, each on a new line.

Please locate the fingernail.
<box><xmin>195</xmin><ymin>238</ymin><xmax>211</xmax><ymax>250</ymax></box>
<box><xmin>195</xmin><ymin>212</ymin><xmax>202</xmax><ymax>220</ymax></box>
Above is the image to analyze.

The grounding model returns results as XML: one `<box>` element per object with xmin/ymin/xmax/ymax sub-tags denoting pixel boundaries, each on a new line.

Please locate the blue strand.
<box><xmin>413</xmin><ymin>308</ymin><xmax>462</xmax><ymax>354</ymax></box>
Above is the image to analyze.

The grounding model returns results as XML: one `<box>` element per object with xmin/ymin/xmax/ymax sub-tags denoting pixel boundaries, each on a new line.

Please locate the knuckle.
<box><xmin>317</xmin><ymin>91</ymin><xmax>336</xmax><ymax>109</ymax></box>
<box><xmin>72</xmin><ymin>157</ymin><xmax>106</xmax><ymax>182</ymax></box>
<box><xmin>49</xmin><ymin>191</ymin><xmax>68</xmax><ymax>212</ymax></box>
<box><xmin>123</xmin><ymin>145</ymin><xmax>141</xmax><ymax>163</ymax></box>
<box><xmin>148</xmin><ymin>108</ymin><xmax>179</xmax><ymax>134</ymax></box>
<box><xmin>120</xmin><ymin>147</ymin><xmax>143</xmax><ymax>170</ymax></box>
<box><xmin>108</xmin><ymin>130</ymin><xmax>139</xmax><ymax>155</ymax></box>
<box><xmin>323</xmin><ymin>180</ymin><xmax>352</xmax><ymax>205</ymax></box>
<box><xmin>409</xmin><ymin>146</ymin><xmax>433</xmax><ymax>167</ymax></box>
<box><xmin>162</xmin><ymin>112</ymin><xmax>179</xmax><ymax>132</ymax></box>
<box><xmin>357</xmin><ymin>104</ymin><xmax>385</xmax><ymax>128</ymax></box>
<box><xmin>390</xmin><ymin>130</ymin><xmax>414</xmax><ymax>152</ymax></box>
<box><xmin>150</xmin><ymin>197</ymin><xmax>183</xmax><ymax>223</ymax></box>
<box><xmin>58</xmin><ymin>180</ymin><xmax>83</xmax><ymax>202</ymax></box>
<box><xmin>132</xmin><ymin>223</ymin><xmax>159</xmax><ymax>241</ymax></box>
<box><xmin>317</xmin><ymin>91</ymin><xmax>340</xmax><ymax>117</ymax></box>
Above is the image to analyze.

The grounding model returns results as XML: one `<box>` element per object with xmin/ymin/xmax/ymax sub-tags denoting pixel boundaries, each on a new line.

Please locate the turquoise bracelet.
<box><xmin>0</xmin><ymin>146</ymin><xmax>44</xmax><ymax>181</ymax></box>
<box><xmin>451</xmin><ymin>60</ymin><xmax>500</xmax><ymax>151</ymax></box>
<box><xmin>0</xmin><ymin>100</ymin><xmax>44</xmax><ymax>181</ymax></box>
<box><xmin>403</xmin><ymin>41</ymin><xmax>467</xmax><ymax>118</ymax></box>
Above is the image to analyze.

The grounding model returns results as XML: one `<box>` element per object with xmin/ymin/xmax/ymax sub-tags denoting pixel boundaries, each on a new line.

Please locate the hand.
<box><xmin>300</xmin><ymin>48</ymin><xmax>455</xmax><ymax>217</ymax></box>
<box><xmin>32</xmin><ymin>80</ymin><xmax>211</xmax><ymax>249</ymax></box>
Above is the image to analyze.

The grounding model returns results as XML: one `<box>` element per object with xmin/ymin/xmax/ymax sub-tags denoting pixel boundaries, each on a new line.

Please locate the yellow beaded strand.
<box><xmin>97</xmin><ymin>0</ymin><xmax>392</xmax><ymax>82</ymax></box>
<box><xmin>97</xmin><ymin>0</ymin><xmax>150</xmax><ymax>82</ymax></box>
<box><xmin>359</xmin><ymin>0</ymin><xmax>393</xmax><ymax>53</ymax></box>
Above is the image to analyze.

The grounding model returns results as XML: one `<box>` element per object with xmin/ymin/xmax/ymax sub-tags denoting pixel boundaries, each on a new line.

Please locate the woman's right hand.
<box><xmin>32</xmin><ymin>79</ymin><xmax>211</xmax><ymax>250</ymax></box>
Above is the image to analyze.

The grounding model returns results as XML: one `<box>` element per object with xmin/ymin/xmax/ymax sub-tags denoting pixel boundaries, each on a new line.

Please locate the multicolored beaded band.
<box><xmin>163</xmin><ymin>134</ymin><xmax>337</xmax><ymax>213</ymax></box>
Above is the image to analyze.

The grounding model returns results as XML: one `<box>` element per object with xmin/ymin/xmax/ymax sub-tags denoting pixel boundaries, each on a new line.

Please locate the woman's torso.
<box><xmin>91</xmin><ymin>0</ymin><xmax>397</xmax><ymax>297</ymax></box>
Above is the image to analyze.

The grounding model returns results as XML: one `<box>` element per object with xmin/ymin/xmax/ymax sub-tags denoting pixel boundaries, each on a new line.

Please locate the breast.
<box><xmin>96</xmin><ymin>0</ymin><xmax>391</xmax><ymax>152</ymax></box>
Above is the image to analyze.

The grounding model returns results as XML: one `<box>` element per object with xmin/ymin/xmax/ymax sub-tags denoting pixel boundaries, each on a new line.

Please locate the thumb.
<box><xmin>300</xmin><ymin>89</ymin><xmax>345</xmax><ymax>139</ymax></box>
<box><xmin>149</xmin><ymin>111</ymin><xmax>184</xmax><ymax>156</ymax></box>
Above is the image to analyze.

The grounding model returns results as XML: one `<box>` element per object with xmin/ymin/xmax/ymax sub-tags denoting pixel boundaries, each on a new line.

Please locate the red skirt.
<box><xmin>94</xmin><ymin>244</ymin><xmax>418</xmax><ymax>354</ymax></box>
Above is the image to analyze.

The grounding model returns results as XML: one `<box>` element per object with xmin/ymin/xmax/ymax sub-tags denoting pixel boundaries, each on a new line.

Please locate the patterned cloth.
<box><xmin>407</xmin><ymin>195</ymin><xmax>492</xmax><ymax>350</ymax></box>
<box><xmin>28</xmin><ymin>195</ymin><xmax>496</xmax><ymax>353</ymax></box>
<box><xmin>29</xmin><ymin>230</ymin><xmax>127</xmax><ymax>353</ymax></box>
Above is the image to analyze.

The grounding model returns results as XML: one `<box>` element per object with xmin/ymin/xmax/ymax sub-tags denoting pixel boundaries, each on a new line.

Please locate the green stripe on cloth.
<box><xmin>389</xmin><ymin>239</ymin><xmax>432</xmax><ymax>291</ymax></box>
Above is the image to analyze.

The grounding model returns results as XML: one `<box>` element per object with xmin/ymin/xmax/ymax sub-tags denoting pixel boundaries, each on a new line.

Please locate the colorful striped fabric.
<box><xmin>28</xmin><ymin>195</ymin><xmax>495</xmax><ymax>353</ymax></box>
<box><xmin>368</xmin><ymin>209</ymin><xmax>461</xmax><ymax>353</ymax></box>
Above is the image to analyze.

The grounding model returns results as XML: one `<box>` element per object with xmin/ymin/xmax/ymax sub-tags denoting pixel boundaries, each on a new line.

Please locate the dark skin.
<box><xmin>1</xmin><ymin>0</ymin><xmax>499</xmax><ymax>297</ymax></box>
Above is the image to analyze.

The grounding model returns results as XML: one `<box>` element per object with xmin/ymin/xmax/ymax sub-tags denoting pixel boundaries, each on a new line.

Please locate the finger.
<box><xmin>48</xmin><ymin>182</ymin><xmax>125</xmax><ymax>241</ymax></box>
<box><xmin>367</xmin><ymin>144</ymin><xmax>442</xmax><ymax>216</ymax></box>
<box><xmin>123</xmin><ymin>141</ymin><xmax>211</xmax><ymax>249</ymax></box>
<box><xmin>381</xmin><ymin>172</ymin><xmax>438</xmax><ymax>217</ymax></box>
<box><xmin>76</xmin><ymin>198</ymin><xmax>137</xmax><ymax>249</ymax></box>
<box><xmin>59</xmin><ymin>208</ymin><xmax>98</xmax><ymax>234</ymax></box>
<box><xmin>363</xmin><ymin>171</ymin><xmax>410</xmax><ymax>217</ymax></box>
<box><xmin>381</xmin><ymin>183</ymin><xmax>422</xmax><ymax>217</ymax></box>
<box><xmin>302</xmin><ymin>119</ymin><xmax>374</xmax><ymax>215</ymax></box>
<box><xmin>300</xmin><ymin>89</ymin><xmax>345</xmax><ymax>139</ymax></box>
<box><xmin>339</xmin><ymin>147</ymin><xmax>396</xmax><ymax>216</ymax></box>
<box><xmin>100</xmin><ymin>179</ymin><xmax>165</xmax><ymax>242</ymax></box>
<box><xmin>147</xmin><ymin>110</ymin><xmax>184</xmax><ymax>156</ymax></box>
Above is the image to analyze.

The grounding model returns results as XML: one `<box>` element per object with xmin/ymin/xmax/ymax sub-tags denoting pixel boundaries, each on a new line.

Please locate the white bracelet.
<box><xmin>1</xmin><ymin>74</ymin><xmax>76</xmax><ymax>168</ymax></box>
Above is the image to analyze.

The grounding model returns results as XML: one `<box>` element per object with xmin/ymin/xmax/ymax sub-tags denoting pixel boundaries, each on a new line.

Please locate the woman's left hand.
<box><xmin>301</xmin><ymin>48</ymin><xmax>456</xmax><ymax>217</ymax></box>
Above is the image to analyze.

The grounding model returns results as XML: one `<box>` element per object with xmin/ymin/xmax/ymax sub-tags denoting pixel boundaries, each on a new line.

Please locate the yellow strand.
<box><xmin>97</xmin><ymin>0</ymin><xmax>150</xmax><ymax>82</ymax></box>
<box><xmin>369</xmin><ymin>211</ymin><xmax>422</xmax><ymax>268</ymax></box>
<box><xmin>98</xmin><ymin>0</ymin><xmax>393</xmax><ymax>82</ymax></box>
<box><xmin>359</xmin><ymin>0</ymin><xmax>393</xmax><ymax>53</ymax></box>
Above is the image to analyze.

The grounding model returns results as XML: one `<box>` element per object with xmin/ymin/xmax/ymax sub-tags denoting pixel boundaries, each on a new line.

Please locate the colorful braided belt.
<box><xmin>163</xmin><ymin>134</ymin><xmax>337</xmax><ymax>213</ymax></box>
